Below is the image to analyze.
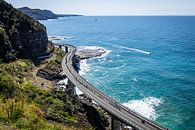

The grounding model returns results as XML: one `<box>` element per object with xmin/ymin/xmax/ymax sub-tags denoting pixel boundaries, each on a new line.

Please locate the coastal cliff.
<box><xmin>0</xmin><ymin>0</ymin><xmax>48</xmax><ymax>62</ymax></box>
<box><xmin>36</xmin><ymin>47</ymin><xmax>110</xmax><ymax>130</ymax></box>
<box><xmin>19</xmin><ymin>7</ymin><xmax>82</xmax><ymax>20</ymax></box>
<box><xmin>0</xmin><ymin>1</ymin><xmax>110</xmax><ymax>129</ymax></box>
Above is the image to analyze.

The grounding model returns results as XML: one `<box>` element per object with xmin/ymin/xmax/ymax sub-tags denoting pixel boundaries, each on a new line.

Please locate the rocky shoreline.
<box><xmin>75</xmin><ymin>46</ymin><xmax>112</xmax><ymax>130</ymax></box>
<box><xmin>37</xmin><ymin>45</ymin><xmax>111</xmax><ymax>130</ymax></box>
<box><xmin>76</xmin><ymin>46</ymin><xmax>108</xmax><ymax>59</ymax></box>
<box><xmin>55</xmin><ymin>45</ymin><xmax>110</xmax><ymax>96</ymax></box>
<box><xmin>0</xmin><ymin>0</ymin><xmax>109</xmax><ymax>129</ymax></box>
<box><xmin>48</xmin><ymin>36</ymin><xmax>68</xmax><ymax>41</ymax></box>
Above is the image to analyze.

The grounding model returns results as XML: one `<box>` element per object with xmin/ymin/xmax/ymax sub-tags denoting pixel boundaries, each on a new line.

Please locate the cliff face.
<box><xmin>0</xmin><ymin>0</ymin><xmax>48</xmax><ymax>62</ymax></box>
<box><xmin>19</xmin><ymin>7</ymin><xmax>82</xmax><ymax>20</ymax></box>
<box><xmin>19</xmin><ymin>7</ymin><xmax>58</xmax><ymax>20</ymax></box>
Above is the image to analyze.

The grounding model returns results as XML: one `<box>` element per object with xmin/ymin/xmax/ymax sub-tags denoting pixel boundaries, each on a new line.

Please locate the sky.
<box><xmin>6</xmin><ymin>0</ymin><xmax>195</xmax><ymax>16</ymax></box>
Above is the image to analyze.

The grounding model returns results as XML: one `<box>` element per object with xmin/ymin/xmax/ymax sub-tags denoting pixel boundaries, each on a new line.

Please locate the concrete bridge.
<box><xmin>60</xmin><ymin>44</ymin><xmax>168</xmax><ymax>130</ymax></box>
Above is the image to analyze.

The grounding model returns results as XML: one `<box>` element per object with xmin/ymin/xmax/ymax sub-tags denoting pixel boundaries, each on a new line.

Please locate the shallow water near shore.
<box><xmin>40</xmin><ymin>16</ymin><xmax>195</xmax><ymax>130</ymax></box>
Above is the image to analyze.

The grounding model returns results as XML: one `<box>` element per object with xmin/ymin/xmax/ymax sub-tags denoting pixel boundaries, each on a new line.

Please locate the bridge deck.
<box><xmin>61</xmin><ymin>44</ymin><xmax>168</xmax><ymax>130</ymax></box>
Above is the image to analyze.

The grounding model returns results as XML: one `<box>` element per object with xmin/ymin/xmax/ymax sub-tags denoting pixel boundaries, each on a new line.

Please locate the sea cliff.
<box><xmin>0</xmin><ymin>0</ymin><xmax>48</xmax><ymax>62</ymax></box>
<box><xmin>19</xmin><ymin>7</ymin><xmax>82</xmax><ymax>20</ymax></box>
<box><xmin>0</xmin><ymin>0</ymin><xmax>110</xmax><ymax>129</ymax></box>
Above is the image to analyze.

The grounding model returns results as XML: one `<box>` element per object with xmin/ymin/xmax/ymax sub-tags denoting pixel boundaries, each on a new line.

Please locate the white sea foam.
<box><xmin>132</xmin><ymin>77</ymin><xmax>138</xmax><ymax>82</ymax></box>
<box><xmin>47</xmin><ymin>19</ymin><xmax>56</xmax><ymax>21</ymax></box>
<box><xmin>48</xmin><ymin>35</ymin><xmax>72</xmax><ymax>41</ymax></box>
<box><xmin>108</xmin><ymin>63</ymin><xmax>127</xmax><ymax>70</ymax></box>
<box><xmin>100</xmin><ymin>49</ymin><xmax>112</xmax><ymax>58</ymax></box>
<box><xmin>78</xmin><ymin>46</ymin><xmax>111</xmax><ymax>75</ymax></box>
<box><xmin>76</xmin><ymin>45</ymin><xmax>111</xmax><ymax>95</ymax></box>
<box><xmin>78</xmin><ymin>46</ymin><xmax>112</xmax><ymax>58</ymax></box>
<box><xmin>113</xmin><ymin>45</ymin><xmax>151</xmax><ymax>55</ymax></box>
<box><xmin>122</xmin><ymin>97</ymin><xmax>162</xmax><ymax>120</ymax></box>
<box><xmin>78</xmin><ymin>46</ymin><xmax>103</xmax><ymax>50</ymax></box>
<box><xmin>79</xmin><ymin>59</ymin><xmax>90</xmax><ymax>76</ymax></box>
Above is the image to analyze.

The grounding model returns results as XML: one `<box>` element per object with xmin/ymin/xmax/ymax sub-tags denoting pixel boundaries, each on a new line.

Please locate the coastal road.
<box><xmin>61</xmin><ymin>44</ymin><xmax>168</xmax><ymax>130</ymax></box>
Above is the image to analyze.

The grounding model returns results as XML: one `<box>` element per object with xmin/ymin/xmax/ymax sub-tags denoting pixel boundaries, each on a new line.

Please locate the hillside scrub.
<box><xmin>0</xmin><ymin>52</ymin><xmax>94</xmax><ymax>129</ymax></box>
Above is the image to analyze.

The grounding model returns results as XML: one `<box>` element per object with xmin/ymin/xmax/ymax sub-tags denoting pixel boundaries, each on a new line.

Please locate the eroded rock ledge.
<box><xmin>76</xmin><ymin>46</ymin><xmax>107</xmax><ymax>59</ymax></box>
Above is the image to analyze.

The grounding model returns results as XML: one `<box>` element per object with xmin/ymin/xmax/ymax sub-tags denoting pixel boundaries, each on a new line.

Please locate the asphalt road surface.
<box><xmin>61</xmin><ymin>44</ymin><xmax>168</xmax><ymax>130</ymax></box>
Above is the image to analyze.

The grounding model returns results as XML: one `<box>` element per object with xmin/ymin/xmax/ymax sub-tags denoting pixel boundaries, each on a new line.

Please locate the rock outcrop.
<box><xmin>76</xmin><ymin>46</ymin><xmax>107</xmax><ymax>59</ymax></box>
<box><xmin>0</xmin><ymin>0</ymin><xmax>48</xmax><ymax>62</ymax></box>
<box><xmin>19</xmin><ymin>7</ymin><xmax>58</xmax><ymax>20</ymax></box>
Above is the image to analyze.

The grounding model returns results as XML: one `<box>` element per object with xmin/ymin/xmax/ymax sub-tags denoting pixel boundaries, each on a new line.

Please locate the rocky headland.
<box><xmin>0</xmin><ymin>0</ymin><xmax>110</xmax><ymax>129</ymax></box>
<box><xmin>76</xmin><ymin>46</ymin><xmax>108</xmax><ymax>59</ymax></box>
<box><xmin>0</xmin><ymin>0</ymin><xmax>49</xmax><ymax>62</ymax></box>
<box><xmin>19</xmin><ymin>7</ymin><xmax>82</xmax><ymax>20</ymax></box>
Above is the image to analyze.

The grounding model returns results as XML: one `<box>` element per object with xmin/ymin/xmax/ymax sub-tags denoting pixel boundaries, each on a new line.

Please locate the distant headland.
<box><xmin>19</xmin><ymin>7</ymin><xmax>82</xmax><ymax>20</ymax></box>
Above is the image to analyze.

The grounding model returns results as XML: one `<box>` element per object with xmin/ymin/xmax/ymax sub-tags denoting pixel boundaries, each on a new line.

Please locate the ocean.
<box><xmin>40</xmin><ymin>16</ymin><xmax>195</xmax><ymax>130</ymax></box>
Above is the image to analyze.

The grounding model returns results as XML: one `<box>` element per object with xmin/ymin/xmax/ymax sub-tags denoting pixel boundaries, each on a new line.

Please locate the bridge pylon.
<box><xmin>66</xmin><ymin>79</ymin><xmax>76</xmax><ymax>96</ymax></box>
<box><xmin>65</xmin><ymin>46</ymin><xmax>68</xmax><ymax>53</ymax></box>
<box><xmin>112</xmin><ymin>117</ymin><xmax>122</xmax><ymax>130</ymax></box>
<box><xmin>62</xmin><ymin>44</ymin><xmax>168</xmax><ymax>130</ymax></box>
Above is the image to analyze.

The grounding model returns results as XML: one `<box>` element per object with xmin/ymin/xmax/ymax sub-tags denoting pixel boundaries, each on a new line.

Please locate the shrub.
<box><xmin>16</xmin><ymin>103</ymin><xmax>46</xmax><ymax>129</ymax></box>
<box><xmin>0</xmin><ymin>98</ymin><xmax>23</xmax><ymax>123</ymax></box>
<box><xmin>0</xmin><ymin>73</ymin><xmax>17</xmax><ymax>98</ymax></box>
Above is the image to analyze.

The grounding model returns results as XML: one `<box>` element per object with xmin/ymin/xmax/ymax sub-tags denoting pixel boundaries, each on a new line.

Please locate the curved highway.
<box><xmin>61</xmin><ymin>44</ymin><xmax>168</xmax><ymax>130</ymax></box>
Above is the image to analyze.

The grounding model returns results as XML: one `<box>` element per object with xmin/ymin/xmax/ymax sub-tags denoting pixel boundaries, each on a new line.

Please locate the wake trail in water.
<box><xmin>113</xmin><ymin>45</ymin><xmax>151</xmax><ymax>55</ymax></box>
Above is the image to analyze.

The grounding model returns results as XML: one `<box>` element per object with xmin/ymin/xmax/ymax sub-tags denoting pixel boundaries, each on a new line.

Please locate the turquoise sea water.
<box><xmin>41</xmin><ymin>16</ymin><xmax>195</xmax><ymax>130</ymax></box>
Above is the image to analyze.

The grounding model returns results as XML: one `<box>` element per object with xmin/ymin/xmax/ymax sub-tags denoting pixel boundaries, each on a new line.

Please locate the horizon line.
<box><xmin>71</xmin><ymin>15</ymin><xmax>195</xmax><ymax>16</ymax></box>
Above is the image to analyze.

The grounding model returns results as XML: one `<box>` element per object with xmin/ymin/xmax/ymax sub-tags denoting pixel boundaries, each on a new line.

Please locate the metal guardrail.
<box><xmin>61</xmin><ymin>44</ymin><xmax>168</xmax><ymax>130</ymax></box>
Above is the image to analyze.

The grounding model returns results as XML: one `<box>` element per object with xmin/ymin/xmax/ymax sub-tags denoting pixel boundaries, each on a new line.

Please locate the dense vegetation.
<box><xmin>19</xmin><ymin>7</ymin><xmax>58</xmax><ymax>20</ymax></box>
<box><xmin>0</xmin><ymin>50</ymin><xmax>93</xmax><ymax>130</ymax></box>
<box><xmin>0</xmin><ymin>1</ymin><xmax>109</xmax><ymax>129</ymax></box>
<box><xmin>19</xmin><ymin>7</ymin><xmax>82</xmax><ymax>20</ymax></box>
<box><xmin>0</xmin><ymin>47</ymin><xmax>110</xmax><ymax>130</ymax></box>
<box><xmin>37</xmin><ymin>47</ymin><xmax>65</xmax><ymax>81</ymax></box>
<box><xmin>0</xmin><ymin>0</ymin><xmax>48</xmax><ymax>63</ymax></box>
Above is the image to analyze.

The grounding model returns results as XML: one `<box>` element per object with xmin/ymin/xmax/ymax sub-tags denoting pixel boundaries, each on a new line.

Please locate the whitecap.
<box><xmin>113</xmin><ymin>45</ymin><xmax>151</xmax><ymax>55</ymax></box>
<box><xmin>108</xmin><ymin>63</ymin><xmax>127</xmax><ymax>70</ymax></box>
<box><xmin>99</xmin><ymin>49</ymin><xmax>112</xmax><ymax>58</ymax></box>
<box><xmin>132</xmin><ymin>77</ymin><xmax>138</xmax><ymax>82</ymax></box>
<box><xmin>122</xmin><ymin>97</ymin><xmax>162</xmax><ymax>120</ymax></box>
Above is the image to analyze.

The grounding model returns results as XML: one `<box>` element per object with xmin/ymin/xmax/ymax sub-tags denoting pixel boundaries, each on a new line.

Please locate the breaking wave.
<box><xmin>123</xmin><ymin>97</ymin><xmax>162</xmax><ymax>120</ymax></box>
<box><xmin>78</xmin><ymin>59</ymin><xmax>90</xmax><ymax>76</ymax></box>
<box><xmin>76</xmin><ymin>46</ymin><xmax>111</xmax><ymax>95</ymax></box>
